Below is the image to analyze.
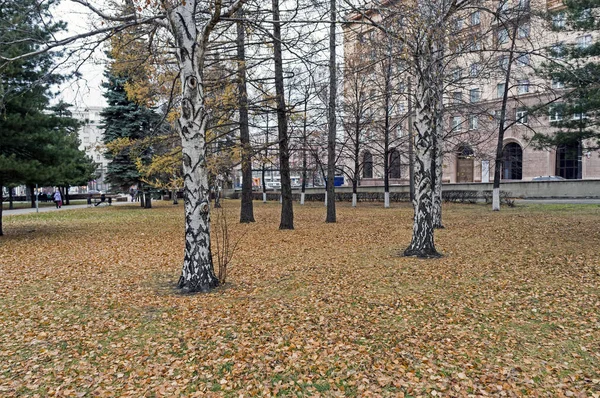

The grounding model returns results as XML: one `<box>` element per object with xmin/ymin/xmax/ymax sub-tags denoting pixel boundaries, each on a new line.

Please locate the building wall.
<box><xmin>341</xmin><ymin>0</ymin><xmax>600</xmax><ymax>186</ymax></box>
<box><xmin>72</xmin><ymin>106</ymin><xmax>109</xmax><ymax>192</ymax></box>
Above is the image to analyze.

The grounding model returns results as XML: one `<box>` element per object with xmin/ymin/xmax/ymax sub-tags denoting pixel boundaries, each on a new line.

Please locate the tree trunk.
<box><xmin>404</xmin><ymin>54</ymin><xmax>440</xmax><ymax>258</ymax></box>
<box><xmin>170</xmin><ymin>3</ymin><xmax>218</xmax><ymax>292</ymax></box>
<box><xmin>432</xmin><ymin>68</ymin><xmax>444</xmax><ymax>229</ymax></box>
<box><xmin>493</xmin><ymin>23</ymin><xmax>519</xmax><ymax>211</ymax></box>
<box><xmin>325</xmin><ymin>0</ymin><xmax>337</xmax><ymax>223</ymax></box>
<box><xmin>144</xmin><ymin>187</ymin><xmax>152</xmax><ymax>208</ymax></box>
<box><xmin>64</xmin><ymin>187</ymin><xmax>71</xmax><ymax>206</ymax></box>
<box><xmin>0</xmin><ymin>184</ymin><xmax>4</xmax><ymax>236</ymax></box>
<box><xmin>139</xmin><ymin>182</ymin><xmax>145</xmax><ymax>207</ymax></box>
<box><xmin>301</xmin><ymin>97</ymin><xmax>308</xmax><ymax>206</ymax></box>
<box><xmin>237</xmin><ymin>9</ymin><xmax>255</xmax><ymax>223</ymax></box>
<box><xmin>272</xmin><ymin>0</ymin><xmax>294</xmax><ymax>230</ymax></box>
<box><xmin>408</xmin><ymin>78</ymin><xmax>415</xmax><ymax>203</ymax></box>
<box><xmin>8</xmin><ymin>187</ymin><xmax>13</xmax><ymax>210</ymax></box>
<box><xmin>172</xmin><ymin>189</ymin><xmax>178</xmax><ymax>204</ymax></box>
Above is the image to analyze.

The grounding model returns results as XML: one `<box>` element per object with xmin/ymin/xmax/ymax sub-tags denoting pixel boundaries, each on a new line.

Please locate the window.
<box><xmin>517</xmin><ymin>79</ymin><xmax>530</xmax><ymax>94</ymax></box>
<box><xmin>493</xmin><ymin>110</ymin><xmax>503</xmax><ymax>125</ymax></box>
<box><xmin>572</xmin><ymin>111</ymin><xmax>588</xmax><ymax>120</ymax></box>
<box><xmin>398</xmin><ymin>82</ymin><xmax>406</xmax><ymax>93</ymax></box>
<box><xmin>518</xmin><ymin>23</ymin><xmax>530</xmax><ymax>39</ymax></box>
<box><xmin>470</xmin><ymin>63</ymin><xmax>480</xmax><ymax>77</ymax></box>
<box><xmin>502</xmin><ymin>143</ymin><xmax>523</xmax><ymax>180</ymax></box>
<box><xmin>452</xmin><ymin>91</ymin><xmax>462</xmax><ymax>104</ymax></box>
<box><xmin>549</xmin><ymin>104</ymin><xmax>563</xmax><ymax>122</ymax></box>
<box><xmin>470</xmin><ymin>88</ymin><xmax>481</xmax><ymax>103</ymax></box>
<box><xmin>389</xmin><ymin>149</ymin><xmax>401</xmax><ymax>179</ymax></box>
<box><xmin>455</xmin><ymin>17</ymin><xmax>464</xmax><ymax>30</ymax></box>
<box><xmin>96</xmin><ymin>154</ymin><xmax>101</xmax><ymax>161</ymax></box>
<box><xmin>497</xmin><ymin>28</ymin><xmax>509</xmax><ymax>44</ymax></box>
<box><xmin>556</xmin><ymin>143</ymin><xmax>581</xmax><ymax>179</ymax></box>
<box><xmin>452</xmin><ymin>68</ymin><xmax>462</xmax><ymax>81</ymax></box>
<box><xmin>397</xmin><ymin>102</ymin><xmax>406</xmax><ymax>114</ymax></box>
<box><xmin>498</xmin><ymin>55</ymin><xmax>509</xmax><ymax>71</ymax></box>
<box><xmin>362</xmin><ymin>151</ymin><xmax>373</xmax><ymax>178</ymax></box>
<box><xmin>498</xmin><ymin>0</ymin><xmax>509</xmax><ymax>13</ymax></box>
<box><xmin>471</xmin><ymin>36</ymin><xmax>482</xmax><ymax>50</ymax></box>
<box><xmin>552</xmin><ymin>42</ymin><xmax>565</xmax><ymax>59</ymax></box>
<box><xmin>577</xmin><ymin>34</ymin><xmax>592</xmax><ymax>49</ymax></box>
<box><xmin>516</xmin><ymin>53</ymin><xmax>530</xmax><ymax>66</ymax></box>
<box><xmin>396</xmin><ymin>124</ymin><xmax>404</xmax><ymax>138</ymax></box>
<box><xmin>551</xmin><ymin>79</ymin><xmax>565</xmax><ymax>89</ymax></box>
<box><xmin>471</xmin><ymin>11</ymin><xmax>481</xmax><ymax>25</ymax></box>
<box><xmin>451</xmin><ymin>116</ymin><xmax>462</xmax><ymax>131</ymax></box>
<box><xmin>552</xmin><ymin>12</ymin><xmax>566</xmax><ymax>28</ymax></box>
<box><xmin>517</xmin><ymin>0</ymin><xmax>530</xmax><ymax>10</ymax></box>
<box><xmin>497</xmin><ymin>83</ymin><xmax>506</xmax><ymax>98</ymax></box>
<box><xmin>516</xmin><ymin>107</ymin><xmax>528</xmax><ymax>124</ymax></box>
<box><xmin>578</xmin><ymin>8</ymin><xmax>591</xmax><ymax>23</ymax></box>
<box><xmin>469</xmin><ymin>115</ymin><xmax>479</xmax><ymax>130</ymax></box>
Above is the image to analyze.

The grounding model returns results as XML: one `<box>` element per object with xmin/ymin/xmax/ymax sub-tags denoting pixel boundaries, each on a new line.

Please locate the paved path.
<box><xmin>3</xmin><ymin>201</ymin><xmax>132</xmax><ymax>216</ymax></box>
<box><xmin>517</xmin><ymin>198</ymin><xmax>600</xmax><ymax>205</ymax></box>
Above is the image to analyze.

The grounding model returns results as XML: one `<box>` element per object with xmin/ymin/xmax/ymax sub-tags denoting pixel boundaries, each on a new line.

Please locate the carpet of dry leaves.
<box><xmin>1</xmin><ymin>201</ymin><xmax>599</xmax><ymax>397</ymax></box>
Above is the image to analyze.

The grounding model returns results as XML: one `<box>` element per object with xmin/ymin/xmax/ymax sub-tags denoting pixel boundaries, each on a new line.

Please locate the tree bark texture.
<box><xmin>432</xmin><ymin>63</ymin><xmax>444</xmax><ymax>229</ymax></box>
<box><xmin>325</xmin><ymin>0</ymin><xmax>337</xmax><ymax>223</ymax></box>
<box><xmin>0</xmin><ymin>184</ymin><xmax>4</xmax><ymax>236</ymax></box>
<box><xmin>237</xmin><ymin>10</ymin><xmax>255</xmax><ymax>223</ymax></box>
<box><xmin>272</xmin><ymin>0</ymin><xmax>294</xmax><ymax>230</ymax></box>
<box><xmin>170</xmin><ymin>3</ymin><xmax>219</xmax><ymax>292</ymax></box>
<box><xmin>403</xmin><ymin>40</ymin><xmax>441</xmax><ymax>258</ymax></box>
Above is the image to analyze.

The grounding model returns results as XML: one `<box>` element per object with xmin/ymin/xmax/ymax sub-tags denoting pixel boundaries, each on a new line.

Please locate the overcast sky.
<box><xmin>53</xmin><ymin>1</ymin><xmax>107</xmax><ymax>109</ymax></box>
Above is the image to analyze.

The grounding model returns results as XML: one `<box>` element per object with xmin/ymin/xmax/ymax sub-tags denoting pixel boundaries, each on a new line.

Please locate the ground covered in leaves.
<box><xmin>1</xmin><ymin>201</ymin><xmax>599</xmax><ymax>397</ymax></box>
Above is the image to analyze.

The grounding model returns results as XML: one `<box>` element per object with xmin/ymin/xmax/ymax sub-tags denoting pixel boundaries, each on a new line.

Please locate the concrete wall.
<box><xmin>227</xmin><ymin>179</ymin><xmax>600</xmax><ymax>199</ymax></box>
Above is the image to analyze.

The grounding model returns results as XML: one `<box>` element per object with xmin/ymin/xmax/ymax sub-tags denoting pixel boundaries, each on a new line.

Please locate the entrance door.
<box><xmin>456</xmin><ymin>145</ymin><xmax>474</xmax><ymax>182</ymax></box>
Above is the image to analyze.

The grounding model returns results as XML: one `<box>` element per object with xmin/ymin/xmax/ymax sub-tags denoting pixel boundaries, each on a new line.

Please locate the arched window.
<box><xmin>502</xmin><ymin>142</ymin><xmax>522</xmax><ymax>180</ymax></box>
<box><xmin>456</xmin><ymin>145</ymin><xmax>475</xmax><ymax>182</ymax></box>
<box><xmin>362</xmin><ymin>151</ymin><xmax>373</xmax><ymax>178</ymax></box>
<box><xmin>389</xmin><ymin>149</ymin><xmax>401</xmax><ymax>179</ymax></box>
<box><xmin>556</xmin><ymin>143</ymin><xmax>581</xmax><ymax>179</ymax></box>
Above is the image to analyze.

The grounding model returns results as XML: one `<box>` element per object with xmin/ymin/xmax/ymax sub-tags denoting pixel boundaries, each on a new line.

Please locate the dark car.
<box><xmin>532</xmin><ymin>176</ymin><xmax>566</xmax><ymax>181</ymax></box>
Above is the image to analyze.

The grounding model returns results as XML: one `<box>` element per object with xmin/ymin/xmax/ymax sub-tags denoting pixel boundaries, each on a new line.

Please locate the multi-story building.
<box><xmin>342</xmin><ymin>0</ymin><xmax>600</xmax><ymax>185</ymax></box>
<box><xmin>72</xmin><ymin>106</ymin><xmax>110</xmax><ymax>192</ymax></box>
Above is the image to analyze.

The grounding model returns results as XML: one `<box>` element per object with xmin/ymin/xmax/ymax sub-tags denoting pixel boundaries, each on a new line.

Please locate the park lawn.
<box><xmin>2</xmin><ymin>200</ymin><xmax>87</xmax><ymax>210</ymax></box>
<box><xmin>0</xmin><ymin>201</ymin><xmax>599</xmax><ymax>397</ymax></box>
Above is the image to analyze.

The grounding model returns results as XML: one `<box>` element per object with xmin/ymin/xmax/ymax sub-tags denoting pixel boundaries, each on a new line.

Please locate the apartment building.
<box><xmin>342</xmin><ymin>0</ymin><xmax>600</xmax><ymax>184</ymax></box>
<box><xmin>72</xmin><ymin>106</ymin><xmax>110</xmax><ymax>192</ymax></box>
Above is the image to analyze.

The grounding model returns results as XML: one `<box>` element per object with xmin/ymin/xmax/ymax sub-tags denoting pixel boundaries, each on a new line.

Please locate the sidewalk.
<box><xmin>3</xmin><ymin>201</ymin><xmax>131</xmax><ymax>216</ymax></box>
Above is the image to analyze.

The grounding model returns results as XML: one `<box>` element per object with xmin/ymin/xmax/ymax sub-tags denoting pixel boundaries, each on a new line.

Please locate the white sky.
<box><xmin>53</xmin><ymin>1</ymin><xmax>107</xmax><ymax>108</ymax></box>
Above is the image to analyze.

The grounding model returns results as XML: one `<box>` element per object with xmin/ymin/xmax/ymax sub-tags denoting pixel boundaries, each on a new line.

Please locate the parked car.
<box><xmin>532</xmin><ymin>176</ymin><xmax>566</xmax><ymax>181</ymax></box>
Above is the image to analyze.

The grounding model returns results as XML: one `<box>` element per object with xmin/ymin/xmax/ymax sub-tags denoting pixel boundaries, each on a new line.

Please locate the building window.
<box><xmin>389</xmin><ymin>149</ymin><xmax>401</xmax><ymax>179</ymax></box>
<box><xmin>451</xmin><ymin>116</ymin><xmax>462</xmax><ymax>131</ymax></box>
<box><xmin>551</xmin><ymin>79</ymin><xmax>565</xmax><ymax>89</ymax></box>
<box><xmin>470</xmin><ymin>88</ymin><xmax>481</xmax><ymax>103</ymax></box>
<box><xmin>551</xmin><ymin>42</ymin><xmax>565</xmax><ymax>58</ymax></box>
<box><xmin>577</xmin><ymin>34</ymin><xmax>592</xmax><ymax>49</ymax></box>
<box><xmin>516</xmin><ymin>107</ymin><xmax>528</xmax><ymax>124</ymax></box>
<box><xmin>96</xmin><ymin>154</ymin><xmax>101</xmax><ymax>161</ymax></box>
<box><xmin>497</xmin><ymin>83</ymin><xmax>506</xmax><ymax>98</ymax></box>
<box><xmin>549</xmin><ymin>104</ymin><xmax>563</xmax><ymax>122</ymax></box>
<box><xmin>517</xmin><ymin>0</ymin><xmax>530</xmax><ymax>10</ymax></box>
<box><xmin>397</xmin><ymin>102</ymin><xmax>406</xmax><ymax>114</ymax></box>
<box><xmin>452</xmin><ymin>68</ymin><xmax>462</xmax><ymax>81</ymax></box>
<box><xmin>469</xmin><ymin>63</ymin><xmax>480</xmax><ymax>77</ymax></box>
<box><xmin>452</xmin><ymin>91</ymin><xmax>462</xmax><ymax>104</ymax></box>
<box><xmin>498</xmin><ymin>55</ymin><xmax>509</xmax><ymax>71</ymax></box>
<box><xmin>471</xmin><ymin>11</ymin><xmax>481</xmax><ymax>26</ymax></box>
<box><xmin>518</xmin><ymin>23</ymin><xmax>530</xmax><ymax>39</ymax></box>
<box><xmin>517</xmin><ymin>79</ymin><xmax>530</xmax><ymax>94</ymax></box>
<box><xmin>552</xmin><ymin>12</ymin><xmax>566</xmax><ymax>28</ymax></box>
<box><xmin>455</xmin><ymin>17</ymin><xmax>464</xmax><ymax>30</ymax></box>
<box><xmin>498</xmin><ymin>0</ymin><xmax>509</xmax><ymax>13</ymax></box>
<box><xmin>493</xmin><ymin>109</ymin><xmax>503</xmax><ymax>125</ymax></box>
<box><xmin>556</xmin><ymin>143</ymin><xmax>581</xmax><ymax>179</ymax></box>
<box><xmin>516</xmin><ymin>53</ymin><xmax>530</xmax><ymax>66</ymax></box>
<box><xmin>362</xmin><ymin>151</ymin><xmax>373</xmax><ymax>179</ymax></box>
<box><xmin>396</xmin><ymin>124</ymin><xmax>404</xmax><ymax>138</ymax></box>
<box><xmin>497</xmin><ymin>28</ymin><xmax>509</xmax><ymax>44</ymax></box>
<box><xmin>502</xmin><ymin>143</ymin><xmax>523</xmax><ymax>180</ymax></box>
<box><xmin>469</xmin><ymin>115</ymin><xmax>479</xmax><ymax>130</ymax></box>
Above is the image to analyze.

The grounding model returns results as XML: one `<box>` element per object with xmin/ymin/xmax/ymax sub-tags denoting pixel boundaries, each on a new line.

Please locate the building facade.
<box><xmin>72</xmin><ymin>106</ymin><xmax>110</xmax><ymax>192</ymax></box>
<box><xmin>342</xmin><ymin>0</ymin><xmax>600</xmax><ymax>186</ymax></box>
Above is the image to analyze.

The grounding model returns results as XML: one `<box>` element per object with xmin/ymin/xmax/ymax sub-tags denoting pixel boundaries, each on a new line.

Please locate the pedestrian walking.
<box><xmin>53</xmin><ymin>189</ymin><xmax>62</xmax><ymax>209</ymax></box>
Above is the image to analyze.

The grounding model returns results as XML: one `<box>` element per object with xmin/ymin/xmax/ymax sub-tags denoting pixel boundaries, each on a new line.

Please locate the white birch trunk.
<box><xmin>352</xmin><ymin>193</ymin><xmax>357</xmax><ymax>207</ymax></box>
<box><xmin>404</xmin><ymin>43</ymin><xmax>440</xmax><ymax>258</ymax></box>
<box><xmin>492</xmin><ymin>188</ymin><xmax>500</xmax><ymax>211</ymax></box>
<box><xmin>324</xmin><ymin>191</ymin><xmax>327</xmax><ymax>206</ymax></box>
<box><xmin>171</xmin><ymin>3</ymin><xmax>218</xmax><ymax>292</ymax></box>
<box><xmin>384</xmin><ymin>191</ymin><xmax>390</xmax><ymax>208</ymax></box>
<box><xmin>300</xmin><ymin>192</ymin><xmax>305</xmax><ymax>205</ymax></box>
<box><xmin>263</xmin><ymin>192</ymin><xmax>267</xmax><ymax>203</ymax></box>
